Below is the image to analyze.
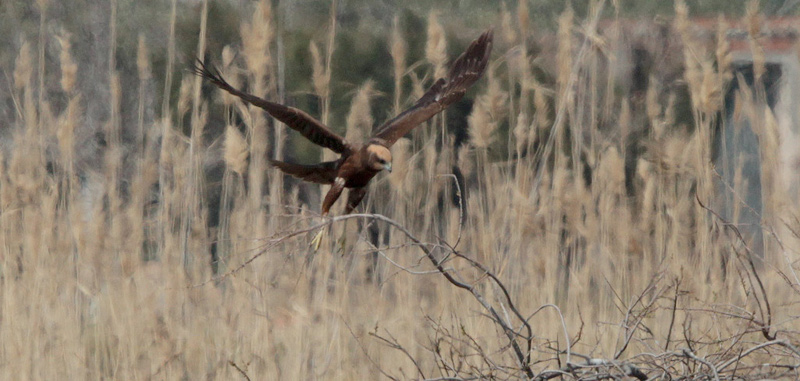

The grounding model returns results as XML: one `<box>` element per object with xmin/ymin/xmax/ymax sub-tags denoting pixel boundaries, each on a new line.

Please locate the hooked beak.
<box><xmin>384</xmin><ymin>163</ymin><xmax>392</xmax><ymax>173</ymax></box>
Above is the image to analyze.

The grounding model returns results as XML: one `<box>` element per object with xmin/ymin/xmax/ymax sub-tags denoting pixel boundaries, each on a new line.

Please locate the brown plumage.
<box><xmin>193</xmin><ymin>29</ymin><xmax>493</xmax><ymax>216</ymax></box>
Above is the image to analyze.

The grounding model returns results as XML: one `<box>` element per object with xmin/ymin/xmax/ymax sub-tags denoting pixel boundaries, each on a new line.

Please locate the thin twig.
<box><xmin>343</xmin><ymin>320</ymin><xmax>400</xmax><ymax>381</ymax></box>
<box><xmin>369</xmin><ymin>329</ymin><xmax>427</xmax><ymax>379</ymax></box>
<box><xmin>524</xmin><ymin>304</ymin><xmax>571</xmax><ymax>367</ymax></box>
<box><xmin>716</xmin><ymin>339</ymin><xmax>797</xmax><ymax>372</ymax></box>
<box><xmin>697</xmin><ymin>194</ymin><xmax>774</xmax><ymax>340</ymax></box>
<box><xmin>682</xmin><ymin>348</ymin><xmax>720</xmax><ymax>381</ymax></box>
<box><xmin>439</xmin><ymin>238</ymin><xmax>535</xmax><ymax>367</ymax></box>
<box><xmin>228</xmin><ymin>360</ymin><xmax>252</xmax><ymax>381</ymax></box>
<box><xmin>665</xmin><ymin>276</ymin><xmax>682</xmax><ymax>351</ymax></box>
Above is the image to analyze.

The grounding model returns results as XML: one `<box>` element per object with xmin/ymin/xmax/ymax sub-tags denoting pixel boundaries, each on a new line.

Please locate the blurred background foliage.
<box><xmin>2</xmin><ymin>0</ymin><xmax>798</xmax><ymax>163</ymax></box>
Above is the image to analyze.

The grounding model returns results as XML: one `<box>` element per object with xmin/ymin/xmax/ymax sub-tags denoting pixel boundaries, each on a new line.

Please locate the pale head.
<box><xmin>366</xmin><ymin>144</ymin><xmax>392</xmax><ymax>172</ymax></box>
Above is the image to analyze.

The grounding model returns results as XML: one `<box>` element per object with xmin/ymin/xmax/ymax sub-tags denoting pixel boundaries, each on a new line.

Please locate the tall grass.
<box><xmin>1</xmin><ymin>1</ymin><xmax>800</xmax><ymax>379</ymax></box>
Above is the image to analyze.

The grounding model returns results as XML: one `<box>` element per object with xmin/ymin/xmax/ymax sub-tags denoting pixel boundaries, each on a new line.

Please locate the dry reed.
<box><xmin>1</xmin><ymin>2</ymin><xmax>799</xmax><ymax>380</ymax></box>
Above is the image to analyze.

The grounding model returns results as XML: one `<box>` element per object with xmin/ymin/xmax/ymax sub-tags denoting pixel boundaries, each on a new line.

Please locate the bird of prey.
<box><xmin>193</xmin><ymin>29</ymin><xmax>492</xmax><ymax>221</ymax></box>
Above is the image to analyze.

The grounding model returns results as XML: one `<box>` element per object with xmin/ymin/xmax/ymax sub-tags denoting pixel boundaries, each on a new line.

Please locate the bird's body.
<box><xmin>194</xmin><ymin>29</ymin><xmax>493</xmax><ymax>217</ymax></box>
<box><xmin>270</xmin><ymin>141</ymin><xmax>388</xmax><ymax>187</ymax></box>
<box><xmin>332</xmin><ymin>143</ymin><xmax>388</xmax><ymax>188</ymax></box>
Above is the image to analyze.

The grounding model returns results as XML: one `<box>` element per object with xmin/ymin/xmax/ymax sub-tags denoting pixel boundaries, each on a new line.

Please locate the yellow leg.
<box><xmin>311</xmin><ymin>226</ymin><xmax>326</xmax><ymax>251</ymax></box>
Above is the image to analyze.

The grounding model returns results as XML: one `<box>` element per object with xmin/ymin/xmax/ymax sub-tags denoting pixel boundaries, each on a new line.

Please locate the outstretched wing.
<box><xmin>371</xmin><ymin>29</ymin><xmax>493</xmax><ymax>147</ymax></box>
<box><xmin>192</xmin><ymin>60</ymin><xmax>352</xmax><ymax>155</ymax></box>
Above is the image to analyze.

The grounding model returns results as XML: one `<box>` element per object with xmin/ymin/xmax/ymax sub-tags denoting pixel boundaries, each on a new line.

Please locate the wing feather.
<box><xmin>192</xmin><ymin>60</ymin><xmax>351</xmax><ymax>154</ymax></box>
<box><xmin>371</xmin><ymin>29</ymin><xmax>493</xmax><ymax>147</ymax></box>
<box><xmin>269</xmin><ymin>159</ymin><xmax>339</xmax><ymax>184</ymax></box>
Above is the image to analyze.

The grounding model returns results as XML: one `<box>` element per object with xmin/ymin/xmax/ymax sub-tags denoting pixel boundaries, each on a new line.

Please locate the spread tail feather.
<box><xmin>269</xmin><ymin>160</ymin><xmax>338</xmax><ymax>184</ymax></box>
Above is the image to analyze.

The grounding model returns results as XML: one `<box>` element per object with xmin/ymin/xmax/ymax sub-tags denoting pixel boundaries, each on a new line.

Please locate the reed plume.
<box><xmin>426</xmin><ymin>11</ymin><xmax>447</xmax><ymax>80</ymax></box>
<box><xmin>345</xmin><ymin>80</ymin><xmax>375</xmax><ymax>144</ymax></box>
<box><xmin>390</xmin><ymin>16</ymin><xmax>406</xmax><ymax>116</ymax></box>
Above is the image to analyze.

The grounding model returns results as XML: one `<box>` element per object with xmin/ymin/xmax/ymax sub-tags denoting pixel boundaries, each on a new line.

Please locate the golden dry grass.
<box><xmin>2</xmin><ymin>0</ymin><xmax>800</xmax><ymax>379</ymax></box>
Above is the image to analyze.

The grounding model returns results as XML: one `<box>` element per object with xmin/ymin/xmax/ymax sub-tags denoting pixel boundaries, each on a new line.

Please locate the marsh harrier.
<box><xmin>194</xmin><ymin>29</ymin><xmax>492</xmax><ymax>219</ymax></box>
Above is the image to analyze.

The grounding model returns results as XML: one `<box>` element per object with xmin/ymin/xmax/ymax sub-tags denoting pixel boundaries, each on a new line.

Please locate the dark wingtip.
<box><xmin>482</xmin><ymin>28</ymin><xmax>494</xmax><ymax>43</ymax></box>
<box><xmin>190</xmin><ymin>58</ymin><xmax>211</xmax><ymax>77</ymax></box>
<box><xmin>442</xmin><ymin>28</ymin><xmax>494</xmax><ymax>87</ymax></box>
<box><xmin>479</xmin><ymin>28</ymin><xmax>494</xmax><ymax>58</ymax></box>
<box><xmin>189</xmin><ymin>58</ymin><xmax>230</xmax><ymax>89</ymax></box>
<box><xmin>459</xmin><ymin>28</ymin><xmax>494</xmax><ymax>69</ymax></box>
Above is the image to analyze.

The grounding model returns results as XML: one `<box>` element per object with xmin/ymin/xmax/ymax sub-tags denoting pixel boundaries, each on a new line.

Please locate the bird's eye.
<box><xmin>378</xmin><ymin>159</ymin><xmax>385</xmax><ymax>164</ymax></box>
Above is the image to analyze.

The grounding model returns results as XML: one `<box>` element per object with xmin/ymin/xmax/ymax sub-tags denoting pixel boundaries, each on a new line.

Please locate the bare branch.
<box><xmin>682</xmin><ymin>348</ymin><xmax>720</xmax><ymax>381</ymax></box>
<box><xmin>228</xmin><ymin>360</ymin><xmax>252</xmax><ymax>381</ymax></box>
